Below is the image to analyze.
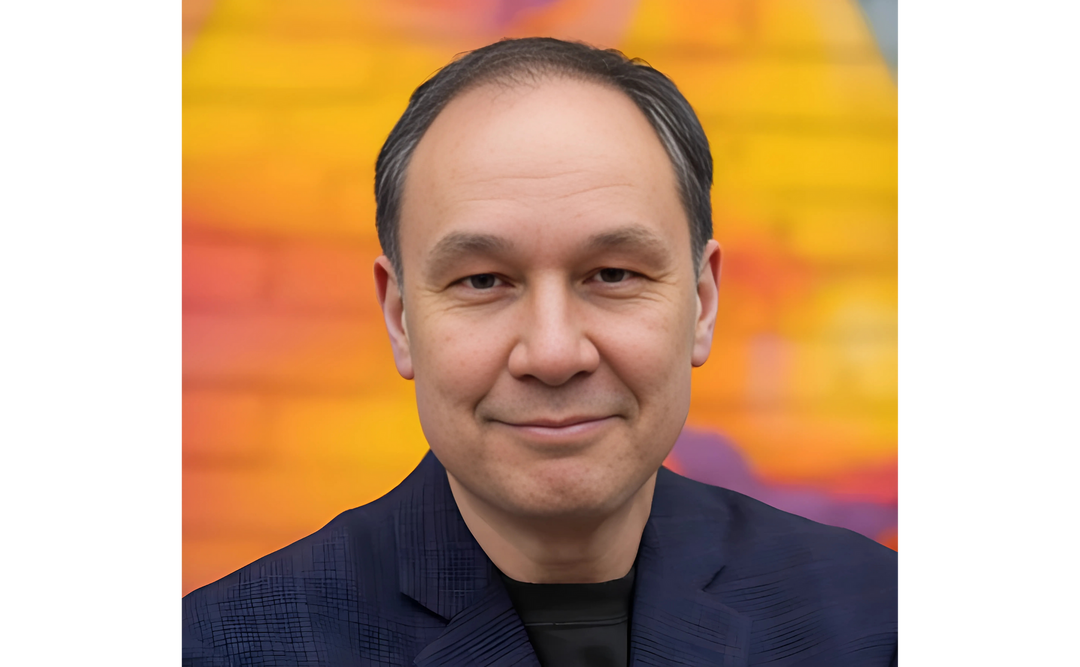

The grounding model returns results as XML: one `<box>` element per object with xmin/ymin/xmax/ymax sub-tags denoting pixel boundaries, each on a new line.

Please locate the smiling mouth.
<box><xmin>492</xmin><ymin>416</ymin><xmax>616</xmax><ymax>442</ymax></box>
<box><xmin>511</xmin><ymin>416</ymin><xmax>610</xmax><ymax>428</ymax></box>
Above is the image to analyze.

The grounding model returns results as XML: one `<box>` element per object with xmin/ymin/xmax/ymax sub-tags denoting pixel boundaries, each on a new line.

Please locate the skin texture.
<box><xmin>375</xmin><ymin>76</ymin><xmax>722</xmax><ymax>583</ymax></box>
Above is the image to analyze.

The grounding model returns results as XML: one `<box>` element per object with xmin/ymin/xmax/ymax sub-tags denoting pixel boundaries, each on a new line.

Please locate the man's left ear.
<box><xmin>692</xmin><ymin>239</ymin><xmax>722</xmax><ymax>367</ymax></box>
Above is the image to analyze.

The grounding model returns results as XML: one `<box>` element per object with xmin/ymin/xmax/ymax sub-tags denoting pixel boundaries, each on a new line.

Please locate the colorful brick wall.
<box><xmin>183</xmin><ymin>0</ymin><xmax>897</xmax><ymax>596</ymax></box>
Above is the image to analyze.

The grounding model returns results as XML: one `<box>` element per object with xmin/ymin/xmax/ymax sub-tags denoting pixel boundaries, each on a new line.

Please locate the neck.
<box><xmin>447</xmin><ymin>471</ymin><xmax>656</xmax><ymax>584</ymax></box>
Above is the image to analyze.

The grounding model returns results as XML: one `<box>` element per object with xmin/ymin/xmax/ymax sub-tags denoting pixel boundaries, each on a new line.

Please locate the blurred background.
<box><xmin>183</xmin><ymin>0</ymin><xmax>897</xmax><ymax>596</ymax></box>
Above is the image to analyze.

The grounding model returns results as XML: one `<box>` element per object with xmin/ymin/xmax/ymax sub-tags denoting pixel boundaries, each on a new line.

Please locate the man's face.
<box><xmin>376</xmin><ymin>77</ymin><xmax>721</xmax><ymax>520</ymax></box>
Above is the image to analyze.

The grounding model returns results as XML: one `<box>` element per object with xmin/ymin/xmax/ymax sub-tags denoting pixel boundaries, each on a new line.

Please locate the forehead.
<box><xmin>398</xmin><ymin>76</ymin><xmax>689</xmax><ymax>273</ymax></box>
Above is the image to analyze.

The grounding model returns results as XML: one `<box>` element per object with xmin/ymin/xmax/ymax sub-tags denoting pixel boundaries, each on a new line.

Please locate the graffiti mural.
<box><xmin>183</xmin><ymin>0</ymin><xmax>897</xmax><ymax>594</ymax></box>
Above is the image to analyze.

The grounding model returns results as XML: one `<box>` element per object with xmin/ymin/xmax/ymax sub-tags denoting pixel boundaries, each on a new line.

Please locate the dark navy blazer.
<box><xmin>183</xmin><ymin>451</ymin><xmax>897</xmax><ymax>666</ymax></box>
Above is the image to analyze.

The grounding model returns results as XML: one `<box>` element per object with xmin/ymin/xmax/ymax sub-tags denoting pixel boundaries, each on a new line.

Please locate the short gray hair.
<box><xmin>374</xmin><ymin>37</ymin><xmax>714</xmax><ymax>282</ymax></box>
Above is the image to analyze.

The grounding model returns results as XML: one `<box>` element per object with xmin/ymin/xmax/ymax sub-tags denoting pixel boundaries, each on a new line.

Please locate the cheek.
<box><xmin>598</xmin><ymin>302</ymin><xmax>697</xmax><ymax>384</ymax></box>
<box><xmin>410</xmin><ymin>314</ymin><xmax>510</xmax><ymax>413</ymax></box>
<box><xmin>595</xmin><ymin>306</ymin><xmax>697</xmax><ymax>450</ymax></box>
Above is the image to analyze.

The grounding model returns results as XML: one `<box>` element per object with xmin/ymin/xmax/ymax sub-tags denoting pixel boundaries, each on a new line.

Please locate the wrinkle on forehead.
<box><xmin>453</xmin><ymin>180</ymin><xmax>637</xmax><ymax>205</ymax></box>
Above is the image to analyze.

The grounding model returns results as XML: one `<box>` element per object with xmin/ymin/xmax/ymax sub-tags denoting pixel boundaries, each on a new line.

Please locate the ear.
<box><xmin>691</xmin><ymin>239</ymin><xmax>722</xmax><ymax>367</ymax></box>
<box><xmin>374</xmin><ymin>255</ymin><xmax>414</xmax><ymax>380</ymax></box>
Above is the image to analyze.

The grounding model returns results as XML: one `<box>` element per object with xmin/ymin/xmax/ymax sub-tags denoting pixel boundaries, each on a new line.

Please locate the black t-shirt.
<box><xmin>499</xmin><ymin>567</ymin><xmax>636</xmax><ymax>667</ymax></box>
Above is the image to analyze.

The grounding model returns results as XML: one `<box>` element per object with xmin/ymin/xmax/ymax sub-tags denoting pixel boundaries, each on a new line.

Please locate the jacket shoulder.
<box><xmin>656</xmin><ymin>469</ymin><xmax>897</xmax><ymax>664</ymax></box>
<box><xmin>182</xmin><ymin>471</ymin><xmax>418</xmax><ymax>665</ymax></box>
<box><xmin>658</xmin><ymin>467</ymin><xmax>896</xmax><ymax>571</ymax></box>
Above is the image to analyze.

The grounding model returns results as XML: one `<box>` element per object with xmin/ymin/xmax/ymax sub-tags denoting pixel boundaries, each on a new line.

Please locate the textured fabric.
<box><xmin>182</xmin><ymin>451</ymin><xmax>897</xmax><ymax>666</ymax></box>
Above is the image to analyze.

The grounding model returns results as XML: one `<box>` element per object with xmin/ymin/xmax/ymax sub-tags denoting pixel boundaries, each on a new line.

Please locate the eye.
<box><xmin>464</xmin><ymin>273</ymin><xmax>501</xmax><ymax>289</ymax></box>
<box><xmin>596</xmin><ymin>268</ymin><xmax>630</xmax><ymax>283</ymax></box>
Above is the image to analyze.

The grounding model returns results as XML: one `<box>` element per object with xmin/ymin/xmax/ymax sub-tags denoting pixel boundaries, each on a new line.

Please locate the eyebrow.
<box><xmin>582</xmin><ymin>225</ymin><xmax>674</xmax><ymax>262</ymax></box>
<box><xmin>425</xmin><ymin>231</ymin><xmax>514</xmax><ymax>281</ymax></box>
<box><xmin>423</xmin><ymin>224</ymin><xmax>675</xmax><ymax>281</ymax></box>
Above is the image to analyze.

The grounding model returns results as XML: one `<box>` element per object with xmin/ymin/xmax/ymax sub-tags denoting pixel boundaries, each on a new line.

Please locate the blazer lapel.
<box><xmin>412</xmin><ymin>582</ymin><xmax>540</xmax><ymax>667</ymax></box>
<box><xmin>395</xmin><ymin>453</ymin><xmax>539</xmax><ymax>667</ymax></box>
<box><xmin>629</xmin><ymin>473</ymin><xmax>752</xmax><ymax>667</ymax></box>
<box><xmin>396</xmin><ymin>455</ymin><xmax>748</xmax><ymax>666</ymax></box>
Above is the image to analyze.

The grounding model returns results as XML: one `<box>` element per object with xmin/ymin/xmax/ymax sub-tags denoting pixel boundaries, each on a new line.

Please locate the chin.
<box><xmin>503</xmin><ymin>494</ymin><xmax>619</xmax><ymax>522</ymax></box>
<box><xmin>497</xmin><ymin>464</ymin><xmax>648</xmax><ymax>521</ymax></box>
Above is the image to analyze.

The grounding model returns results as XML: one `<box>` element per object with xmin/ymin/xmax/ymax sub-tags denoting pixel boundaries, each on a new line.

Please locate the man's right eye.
<box><xmin>464</xmin><ymin>274</ymin><xmax>499</xmax><ymax>289</ymax></box>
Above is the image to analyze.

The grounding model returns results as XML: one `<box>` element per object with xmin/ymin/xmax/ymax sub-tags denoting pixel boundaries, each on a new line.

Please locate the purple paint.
<box><xmin>494</xmin><ymin>0</ymin><xmax>560</xmax><ymax>28</ymax></box>
<box><xmin>670</xmin><ymin>428</ymin><xmax>897</xmax><ymax>542</ymax></box>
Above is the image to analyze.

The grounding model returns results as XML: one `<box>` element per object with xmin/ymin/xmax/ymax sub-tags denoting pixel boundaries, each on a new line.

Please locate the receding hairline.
<box><xmin>375</xmin><ymin>38</ymin><xmax>715</xmax><ymax>288</ymax></box>
<box><xmin>435</xmin><ymin>60</ymin><xmax>633</xmax><ymax>107</ymax></box>
<box><xmin>397</xmin><ymin>72</ymin><xmax>685</xmax><ymax>253</ymax></box>
<box><xmin>400</xmin><ymin>72</ymin><xmax>678</xmax><ymax>199</ymax></box>
<box><xmin>402</xmin><ymin>68</ymin><xmax>660</xmax><ymax>175</ymax></box>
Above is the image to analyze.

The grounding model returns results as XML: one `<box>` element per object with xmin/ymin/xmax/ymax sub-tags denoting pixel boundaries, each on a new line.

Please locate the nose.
<box><xmin>507</xmin><ymin>279</ymin><xmax>600</xmax><ymax>386</ymax></box>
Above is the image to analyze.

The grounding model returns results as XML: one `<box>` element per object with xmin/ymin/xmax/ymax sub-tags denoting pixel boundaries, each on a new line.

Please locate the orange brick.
<box><xmin>270</xmin><ymin>240</ymin><xmax>381</xmax><ymax>313</ymax></box>
<box><xmin>183</xmin><ymin>242</ymin><xmax>268</xmax><ymax>307</ymax></box>
<box><xmin>182</xmin><ymin>461</ymin><xmax>422</xmax><ymax>553</ymax></box>
<box><xmin>183</xmin><ymin>311</ymin><xmax>401</xmax><ymax>391</ymax></box>
<box><xmin>183</xmin><ymin>389</ymin><xmax>268</xmax><ymax>463</ymax></box>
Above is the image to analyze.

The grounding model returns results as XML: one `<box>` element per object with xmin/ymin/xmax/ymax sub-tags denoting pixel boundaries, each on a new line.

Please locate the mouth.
<box><xmin>492</xmin><ymin>416</ymin><xmax>617</xmax><ymax>443</ymax></box>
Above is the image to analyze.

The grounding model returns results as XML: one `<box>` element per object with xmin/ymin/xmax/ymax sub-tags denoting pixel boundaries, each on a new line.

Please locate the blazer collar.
<box><xmin>395</xmin><ymin>453</ymin><xmax>540</xmax><ymax>666</ymax></box>
<box><xmin>394</xmin><ymin>452</ymin><xmax>495</xmax><ymax>620</ymax></box>
<box><xmin>396</xmin><ymin>453</ymin><xmax>750</xmax><ymax>666</ymax></box>
<box><xmin>628</xmin><ymin>477</ymin><xmax>752</xmax><ymax>666</ymax></box>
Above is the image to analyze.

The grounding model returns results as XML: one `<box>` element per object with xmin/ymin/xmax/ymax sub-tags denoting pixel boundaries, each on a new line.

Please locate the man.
<box><xmin>183</xmin><ymin>38</ymin><xmax>897</xmax><ymax>666</ymax></box>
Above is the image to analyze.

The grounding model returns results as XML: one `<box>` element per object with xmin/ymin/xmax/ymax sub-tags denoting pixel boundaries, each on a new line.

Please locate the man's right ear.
<box><xmin>374</xmin><ymin>255</ymin><xmax>414</xmax><ymax>380</ymax></box>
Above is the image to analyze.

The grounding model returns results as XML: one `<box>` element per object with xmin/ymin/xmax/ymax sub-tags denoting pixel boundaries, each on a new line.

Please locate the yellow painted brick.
<box><xmin>756</xmin><ymin>0</ymin><xmax>878</xmax><ymax>51</ymax></box>
<box><xmin>626</xmin><ymin>0</ymin><xmax>878</xmax><ymax>53</ymax></box>
<box><xmin>677</xmin><ymin>58</ymin><xmax>897</xmax><ymax>122</ymax></box>
<box><xmin>719</xmin><ymin>133</ymin><xmax>897</xmax><ymax>194</ymax></box>
<box><xmin>274</xmin><ymin>101</ymin><xmax>404</xmax><ymax>166</ymax></box>
<box><xmin>182</xmin><ymin>105</ymin><xmax>275</xmax><ymax>160</ymax></box>
<box><xmin>184</xmin><ymin>33</ymin><xmax>375</xmax><ymax>92</ymax></box>
<box><xmin>838</xmin><ymin>338</ymin><xmax>897</xmax><ymax>405</ymax></box>
<box><xmin>778</xmin><ymin>204</ymin><xmax>897</xmax><ymax>266</ymax></box>
<box><xmin>325</xmin><ymin>165</ymin><xmax>379</xmax><ymax>238</ymax></box>
<box><xmin>269</xmin><ymin>395</ymin><xmax>429</xmax><ymax>470</ymax></box>
<box><xmin>777</xmin><ymin>276</ymin><xmax>897</xmax><ymax>337</ymax></box>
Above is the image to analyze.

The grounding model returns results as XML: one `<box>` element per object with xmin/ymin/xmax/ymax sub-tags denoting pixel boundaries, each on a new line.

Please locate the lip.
<box><xmin>493</xmin><ymin>416</ymin><xmax>616</xmax><ymax>443</ymax></box>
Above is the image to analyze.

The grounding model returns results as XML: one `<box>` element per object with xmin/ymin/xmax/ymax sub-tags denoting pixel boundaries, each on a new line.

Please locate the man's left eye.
<box><xmin>596</xmin><ymin>268</ymin><xmax>630</xmax><ymax>283</ymax></box>
<box><xmin>464</xmin><ymin>273</ymin><xmax>501</xmax><ymax>289</ymax></box>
